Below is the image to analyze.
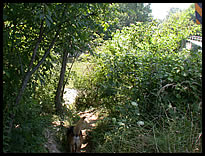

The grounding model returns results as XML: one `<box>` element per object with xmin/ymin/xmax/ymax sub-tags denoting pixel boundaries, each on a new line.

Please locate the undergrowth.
<box><xmin>73</xmin><ymin>20</ymin><xmax>202</xmax><ymax>153</ymax></box>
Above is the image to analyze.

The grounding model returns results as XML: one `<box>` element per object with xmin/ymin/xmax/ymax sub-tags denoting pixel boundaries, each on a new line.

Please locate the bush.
<box><xmin>3</xmin><ymin>97</ymin><xmax>52</xmax><ymax>152</ymax></box>
<box><xmin>3</xmin><ymin>62</ymin><xmax>61</xmax><ymax>152</ymax></box>
<box><xmin>73</xmin><ymin>14</ymin><xmax>201</xmax><ymax>152</ymax></box>
<box><xmin>74</xmin><ymin>21</ymin><xmax>201</xmax><ymax>116</ymax></box>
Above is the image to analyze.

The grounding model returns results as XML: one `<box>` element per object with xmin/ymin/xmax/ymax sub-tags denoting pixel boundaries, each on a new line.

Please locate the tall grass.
<box><xmin>71</xmin><ymin>56</ymin><xmax>202</xmax><ymax>153</ymax></box>
<box><xmin>88</xmin><ymin>104</ymin><xmax>201</xmax><ymax>153</ymax></box>
<box><xmin>66</xmin><ymin>61</ymin><xmax>93</xmax><ymax>88</ymax></box>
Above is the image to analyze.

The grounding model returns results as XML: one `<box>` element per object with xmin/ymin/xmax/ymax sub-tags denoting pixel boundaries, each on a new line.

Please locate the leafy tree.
<box><xmin>3</xmin><ymin>3</ymin><xmax>113</xmax><ymax>152</ymax></box>
<box><xmin>3</xmin><ymin>3</ymin><xmax>65</xmax><ymax>152</ymax></box>
<box><xmin>111</xmin><ymin>3</ymin><xmax>152</xmax><ymax>28</ymax></box>
<box><xmin>161</xmin><ymin>4</ymin><xmax>201</xmax><ymax>50</ymax></box>
<box><xmin>99</xmin><ymin>3</ymin><xmax>152</xmax><ymax>40</ymax></box>
<box><xmin>165</xmin><ymin>7</ymin><xmax>182</xmax><ymax>19</ymax></box>
<box><xmin>186</xmin><ymin>3</ymin><xmax>197</xmax><ymax>23</ymax></box>
<box><xmin>54</xmin><ymin>3</ymin><xmax>113</xmax><ymax>113</ymax></box>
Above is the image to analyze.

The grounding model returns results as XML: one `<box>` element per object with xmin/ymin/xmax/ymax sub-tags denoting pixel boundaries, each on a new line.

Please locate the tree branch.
<box><xmin>31</xmin><ymin>27</ymin><xmax>61</xmax><ymax>75</ymax></box>
<box><xmin>61</xmin><ymin>48</ymin><xmax>79</xmax><ymax>98</ymax></box>
<box><xmin>28</xmin><ymin>20</ymin><xmax>44</xmax><ymax>70</ymax></box>
<box><xmin>15</xmin><ymin>26</ymin><xmax>61</xmax><ymax>107</ymax></box>
<box><xmin>10</xmin><ymin>27</ymin><xmax>61</xmax><ymax>136</ymax></box>
<box><xmin>55</xmin><ymin>46</ymin><xmax>69</xmax><ymax>113</ymax></box>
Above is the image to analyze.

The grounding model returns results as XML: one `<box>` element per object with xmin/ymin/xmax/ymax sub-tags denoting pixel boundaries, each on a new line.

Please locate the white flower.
<box><xmin>131</xmin><ymin>101</ymin><xmax>138</xmax><ymax>106</ymax></box>
<box><xmin>137</xmin><ymin>121</ymin><xmax>144</xmax><ymax>126</ymax></box>
<box><xmin>118</xmin><ymin>122</ymin><xmax>125</xmax><ymax>126</ymax></box>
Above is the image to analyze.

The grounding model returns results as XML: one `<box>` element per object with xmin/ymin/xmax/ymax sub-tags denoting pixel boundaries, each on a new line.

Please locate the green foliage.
<box><xmin>3</xmin><ymin>92</ymin><xmax>53</xmax><ymax>152</ymax></box>
<box><xmin>3</xmin><ymin>3</ymin><xmax>113</xmax><ymax>152</ymax></box>
<box><xmin>109</xmin><ymin>3</ymin><xmax>152</xmax><ymax>29</ymax></box>
<box><xmin>3</xmin><ymin>3</ymin><xmax>201</xmax><ymax>153</ymax></box>
<box><xmin>8</xmin><ymin>115</ymin><xmax>52</xmax><ymax>153</ymax></box>
<box><xmin>74</xmin><ymin>7</ymin><xmax>201</xmax><ymax>153</ymax></box>
<box><xmin>75</xmin><ymin>18</ymin><xmax>201</xmax><ymax>114</ymax></box>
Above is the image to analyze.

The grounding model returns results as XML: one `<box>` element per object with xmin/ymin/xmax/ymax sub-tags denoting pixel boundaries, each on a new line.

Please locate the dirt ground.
<box><xmin>78</xmin><ymin>109</ymin><xmax>99</xmax><ymax>152</ymax></box>
<box><xmin>43</xmin><ymin>88</ymin><xmax>99</xmax><ymax>153</ymax></box>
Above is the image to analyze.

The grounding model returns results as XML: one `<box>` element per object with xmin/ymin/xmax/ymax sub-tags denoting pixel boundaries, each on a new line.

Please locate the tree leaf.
<box><xmin>46</xmin><ymin>15</ymin><xmax>53</xmax><ymax>23</ymax></box>
<box><xmin>45</xmin><ymin>18</ymin><xmax>51</xmax><ymax>28</ymax></box>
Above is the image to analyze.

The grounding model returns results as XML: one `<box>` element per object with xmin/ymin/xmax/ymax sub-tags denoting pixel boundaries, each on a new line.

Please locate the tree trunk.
<box><xmin>61</xmin><ymin>50</ymin><xmax>79</xmax><ymax>99</ymax></box>
<box><xmin>55</xmin><ymin>47</ymin><xmax>69</xmax><ymax>113</ymax></box>
<box><xmin>10</xmin><ymin>26</ymin><xmax>60</xmax><ymax>136</ymax></box>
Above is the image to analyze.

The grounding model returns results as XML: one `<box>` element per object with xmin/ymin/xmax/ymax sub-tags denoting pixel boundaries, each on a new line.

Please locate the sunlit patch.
<box><xmin>15</xmin><ymin>124</ymin><xmax>20</xmax><ymax>128</ymax></box>
<box><xmin>81</xmin><ymin>142</ymin><xmax>88</xmax><ymax>149</ymax></box>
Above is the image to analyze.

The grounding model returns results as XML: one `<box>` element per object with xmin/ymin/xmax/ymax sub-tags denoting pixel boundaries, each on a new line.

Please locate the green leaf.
<box><xmin>118</xmin><ymin>121</ymin><xmax>125</xmax><ymax>126</ymax></box>
<box><xmin>103</xmin><ymin>22</ymin><xmax>109</xmax><ymax>31</ymax></box>
<box><xmin>46</xmin><ymin>15</ymin><xmax>53</xmax><ymax>23</ymax></box>
<box><xmin>39</xmin><ymin>13</ymin><xmax>44</xmax><ymax>20</ymax></box>
<box><xmin>4</xmin><ymin>70</ymin><xmax>10</xmax><ymax>78</ymax></box>
<box><xmin>168</xmin><ymin>77</ymin><xmax>173</xmax><ymax>82</ymax></box>
<box><xmin>45</xmin><ymin>18</ymin><xmax>51</xmax><ymax>28</ymax></box>
<box><xmin>176</xmin><ymin>94</ymin><xmax>181</xmax><ymax>99</ymax></box>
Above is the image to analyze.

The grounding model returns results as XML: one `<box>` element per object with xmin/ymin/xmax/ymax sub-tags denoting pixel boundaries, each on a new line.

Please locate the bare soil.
<box><xmin>43</xmin><ymin>88</ymin><xmax>100</xmax><ymax>153</ymax></box>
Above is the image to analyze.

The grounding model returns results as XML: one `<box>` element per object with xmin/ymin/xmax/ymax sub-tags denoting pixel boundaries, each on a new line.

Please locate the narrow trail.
<box><xmin>64</xmin><ymin>87</ymin><xmax>100</xmax><ymax>152</ymax></box>
<box><xmin>44</xmin><ymin>88</ymin><xmax>100</xmax><ymax>153</ymax></box>
<box><xmin>78</xmin><ymin>109</ymin><xmax>99</xmax><ymax>152</ymax></box>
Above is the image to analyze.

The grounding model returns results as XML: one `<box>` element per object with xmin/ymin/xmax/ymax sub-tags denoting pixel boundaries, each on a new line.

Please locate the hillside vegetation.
<box><xmin>73</xmin><ymin>10</ymin><xmax>202</xmax><ymax>153</ymax></box>
<box><xmin>3</xmin><ymin>3</ymin><xmax>201</xmax><ymax>153</ymax></box>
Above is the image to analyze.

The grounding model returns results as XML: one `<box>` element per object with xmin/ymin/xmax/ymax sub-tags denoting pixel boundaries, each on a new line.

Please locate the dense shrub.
<box><xmin>74</xmin><ymin>12</ymin><xmax>202</xmax><ymax>152</ymax></box>
<box><xmin>3</xmin><ymin>62</ymin><xmax>61</xmax><ymax>152</ymax></box>
<box><xmin>74</xmin><ymin>20</ymin><xmax>201</xmax><ymax>115</ymax></box>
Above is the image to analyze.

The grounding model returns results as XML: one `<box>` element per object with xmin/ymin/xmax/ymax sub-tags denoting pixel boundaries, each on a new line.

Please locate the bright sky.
<box><xmin>151</xmin><ymin>3</ymin><xmax>193</xmax><ymax>20</ymax></box>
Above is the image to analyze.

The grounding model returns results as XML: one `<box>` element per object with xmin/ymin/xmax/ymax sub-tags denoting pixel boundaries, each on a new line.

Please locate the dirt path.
<box><xmin>44</xmin><ymin>128</ymin><xmax>61</xmax><ymax>153</ymax></box>
<box><xmin>78</xmin><ymin>109</ymin><xmax>99</xmax><ymax>152</ymax></box>
<box><xmin>44</xmin><ymin>88</ymin><xmax>99</xmax><ymax>153</ymax></box>
<box><xmin>64</xmin><ymin>88</ymin><xmax>100</xmax><ymax>152</ymax></box>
